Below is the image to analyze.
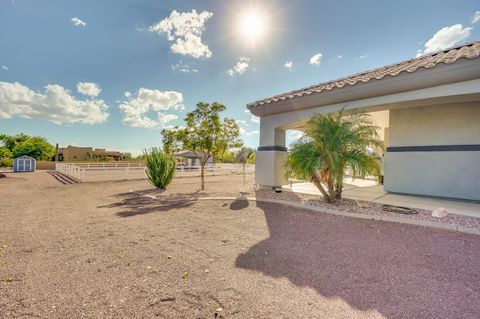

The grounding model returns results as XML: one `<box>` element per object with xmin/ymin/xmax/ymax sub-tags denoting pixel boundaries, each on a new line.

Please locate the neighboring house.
<box><xmin>247</xmin><ymin>41</ymin><xmax>480</xmax><ymax>201</ymax></box>
<box><xmin>175</xmin><ymin>150</ymin><xmax>214</xmax><ymax>167</ymax></box>
<box><xmin>13</xmin><ymin>155</ymin><xmax>36</xmax><ymax>172</ymax></box>
<box><xmin>57</xmin><ymin>146</ymin><xmax>123</xmax><ymax>162</ymax></box>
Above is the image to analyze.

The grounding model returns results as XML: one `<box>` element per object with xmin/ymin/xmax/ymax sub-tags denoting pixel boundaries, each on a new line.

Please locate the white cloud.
<box><xmin>236</xmin><ymin>119</ymin><xmax>248</xmax><ymax>126</ymax></box>
<box><xmin>1</xmin><ymin>65</ymin><xmax>9</xmax><ymax>71</ymax></box>
<box><xmin>171</xmin><ymin>60</ymin><xmax>198</xmax><ymax>73</ymax></box>
<box><xmin>227</xmin><ymin>57</ymin><xmax>250</xmax><ymax>76</ymax></box>
<box><xmin>77</xmin><ymin>82</ymin><xmax>101</xmax><ymax>97</ymax></box>
<box><xmin>284</xmin><ymin>61</ymin><xmax>293</xmax><ymax>70</ymax></box>
<box><xmin>309</xmin><ymin>53</ymin><xmax>322</xmax><ymax>66</ymax></box>
<box><xmin>338</xmin><ymin>55</ymin><xmax>343</xmax><ymax>59</ymax></box>
<box><xmin>237</xmin><ymin>118</ymin><xmax>258</xmax><ymax>137</ymax></box>
<box><xmin>239</xmin><ymin>127</ymin><xmax>259</xmax><ymax>137</ymax></box>
<box><xmin>118</xmin><ymin>88</ymin><xmax>184</xmax><ymax>128</ymax></box>
<box><xmin>149</xmin><ymin>10</ymin><xmax>213</xmax><ymax>59</ymax></box>
<box><xmin>417</xmin><ymin>24</ymin><xmax>472</xmax><ymax>56</ymax></box>
<box><xmin>124</xmin><ymin>91</ymin><xmax>132</xmax><ymax>97</ymax></box>
<box><xmin>158</xmin><ymin>113</ymin><xmax>179</xmax><ymax>126</ymax></box>
<box><xmin>71</xmin><ymin>17</ymin><xmax>86</xmax><ymax>27</ymax></box>
<box><xmin>472</xmin><ymin>11</ymin><xmax>480</xmax><ymax>24</ymax></box>
<box><xmin>355</xmin><ymin>54</ymin><xmax>368</xmax><ymax>60</ymax></box>
<box><xmin>245</xmin><ymin>130</ymin><xmax>259</xmax><ymax>136</ymax></box>
<box><xmin>288</xmin><ymin>130</ymin><xmax>303</xmax><ymax>139</ymax></box>
<box><xmin>0</xmin><ymin>81</ymin><xmax>109</xmax><ymax>124</ymax></box>
<box><xmin>251</xmin><ymin>114</ymin><xmax>260</xmax><ymax>123</ymax></box>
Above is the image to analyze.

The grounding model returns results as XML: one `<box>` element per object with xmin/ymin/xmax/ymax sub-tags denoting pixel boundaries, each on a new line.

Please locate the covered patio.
<box><xmin>248</xmin><ymin>41</ymin><xmax>480</xmax><ymax>202</ymax></box>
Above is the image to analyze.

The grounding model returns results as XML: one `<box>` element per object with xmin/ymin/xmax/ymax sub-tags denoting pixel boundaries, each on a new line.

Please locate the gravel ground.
<box><xmin>1</xmin><ymin>171</ymin><xmax>480</xmax><ymax>318</ymax></box>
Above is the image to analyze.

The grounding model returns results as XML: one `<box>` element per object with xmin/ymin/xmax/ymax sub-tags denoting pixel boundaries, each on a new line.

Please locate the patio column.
<box><xmin>255</xmin><ymin>123</ymin><xmax>288</xmax><ymax>188</ymax></box>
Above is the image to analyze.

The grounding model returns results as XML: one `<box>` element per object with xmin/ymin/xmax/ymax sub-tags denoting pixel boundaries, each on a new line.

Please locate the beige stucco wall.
<box><xmin>385</xmin><ymin>102</ymin><xmax>480</xmax><ymax>200</ymax></box>
<box><xmin>389</xmin><ymin>102</ymin><xmax>480</xmax><ymax>146</ymax></box>
<box><xmin>255</xmin><ymin>150</ymin><xmax>288</xmax><ymax>187</ymax></box>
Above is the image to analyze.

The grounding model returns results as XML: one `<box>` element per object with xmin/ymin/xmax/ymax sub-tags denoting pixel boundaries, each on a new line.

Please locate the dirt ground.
<box><xmin>1</xmin><ymin>172</ymin><xmax>479</xmax><ymax>319</ymax></box>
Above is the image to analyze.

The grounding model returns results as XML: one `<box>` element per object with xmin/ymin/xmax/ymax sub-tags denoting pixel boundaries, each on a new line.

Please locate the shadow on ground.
<box><xmin>235</xmin><ymin>191</ymin><xmax>480</xmax><ymax>319</ymax></box>
<box><xmin>99</xmin><ymin>188</ymin><xmax>200</xmax><ymax>217</ymax></box>
<box><xmin>229</xmin><ymin>198</ymin><xmax>250</xmax><ymax>211</ymax></box>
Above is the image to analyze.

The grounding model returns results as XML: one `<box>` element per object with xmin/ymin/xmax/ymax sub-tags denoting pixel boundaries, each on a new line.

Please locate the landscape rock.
<box><xmin>432</xmin><ymin>207</ymin><xmax>448</xmax><ymax>218</ymax></box>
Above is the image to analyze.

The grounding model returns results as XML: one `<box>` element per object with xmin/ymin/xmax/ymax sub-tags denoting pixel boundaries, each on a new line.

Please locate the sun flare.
<box><xmin>237</xmin><ymin>10</ymin><xmax>268</xmax><ymax>44</ymax></box>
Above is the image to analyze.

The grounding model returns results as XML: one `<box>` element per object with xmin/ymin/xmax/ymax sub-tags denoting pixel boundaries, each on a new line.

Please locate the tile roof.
<box><xmin>247</xmin><ymin>41</ymin><xmax>480</xmax><ymax>109</ymax></box>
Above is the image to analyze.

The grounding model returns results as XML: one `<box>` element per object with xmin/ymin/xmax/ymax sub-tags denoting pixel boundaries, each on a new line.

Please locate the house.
<box><xmin>57</xmin><ymin>146</ymin><xmax>123</xmax><ymax>162</ymax></box>
<box><xmin>13</xmin><ymin>155</ymin><xmax>36</xmax><ymax>172</ymax></box>
<box><xmin>247</xmin><ymin>41</ymin><xmax>480</xmax><ymax>201</ymax></box>
<box><xmin>175</xmin><ymin>150</ymin><xmax>214</xmax><ymax>167</ymax></box>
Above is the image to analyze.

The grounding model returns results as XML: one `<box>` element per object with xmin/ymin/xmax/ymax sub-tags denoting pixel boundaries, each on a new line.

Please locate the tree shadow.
<box><xmin>229</xmin><ymin>198</ymin><xmax>250</xmax><ymax>211</ymax></box>
<box><xmin>235</xmin><ymin>191</ymin><xmax>480</xmax><ymax>319</ymax></box>
<box><xmin>99</xmin><ymin>189</ymin><xmax>200</xmax><ymax>218</ymax></box>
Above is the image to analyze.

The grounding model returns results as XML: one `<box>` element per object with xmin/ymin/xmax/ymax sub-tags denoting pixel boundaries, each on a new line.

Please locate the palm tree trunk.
<box><xmin>327</xmin><ymin>180</ymin><xmax>336</xmax><ymax>204</ymax></box>
<box><xmin>335</xmin><ymin>180</ymin><xmax>343</xmax><ymax>199</ymax></box>
<box><xmin>311</xmin><ymin>174</ymin><xmax>331</xmax><ymax>203</ymax></box>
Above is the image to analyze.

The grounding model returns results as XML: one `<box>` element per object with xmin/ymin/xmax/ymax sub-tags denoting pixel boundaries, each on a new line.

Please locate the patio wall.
<box><xmin>384</xmin><ymin>102</ymin><xmax>480</xmax><ymax>200</ymax></box>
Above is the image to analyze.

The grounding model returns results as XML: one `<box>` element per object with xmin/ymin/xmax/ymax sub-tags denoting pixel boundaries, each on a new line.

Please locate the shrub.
<box><xmin>144</xmin><ymin>148</ymin><xmax>176</xmax><ymax>189</ymax></box>
<box><xmin>0</xmin><ymin>158</ymin><xmax>12</xmax><ymax>168</ymax></box>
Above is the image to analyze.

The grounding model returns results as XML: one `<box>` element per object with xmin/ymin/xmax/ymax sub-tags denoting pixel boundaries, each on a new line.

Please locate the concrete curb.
<box><xmin>160</xmin><ymin>196</ymin><xmax>480</xmax><ymax>236</ymax></box>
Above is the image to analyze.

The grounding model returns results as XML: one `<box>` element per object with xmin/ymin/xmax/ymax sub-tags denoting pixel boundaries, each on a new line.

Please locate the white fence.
<box><xmin>55</xmin><ymin>162</ymin><xmax>254</xmax><ymax>182</ymax></box>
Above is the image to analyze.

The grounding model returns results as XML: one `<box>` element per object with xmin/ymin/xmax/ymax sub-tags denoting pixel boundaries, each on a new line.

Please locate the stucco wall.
<box><xmin>255</xmin><ymin>150</ymin><xmax>288</xmax><ymax>187</ymax></box>
<box><xmin>389</xmin><ymin>102</ymin><xmax>480</xmax><ymax>146</ymax></box>
<box><xmin>385</xmin><ymin>102</ymin><xmax>480</xmax><ymax>200</ymax></box>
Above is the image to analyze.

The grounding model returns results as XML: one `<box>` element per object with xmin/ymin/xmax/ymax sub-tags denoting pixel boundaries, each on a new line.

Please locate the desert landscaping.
<box><xmin>1</xmin><ymin>171</ymin><xmax>480</xmax><ymax>319</ymax></box>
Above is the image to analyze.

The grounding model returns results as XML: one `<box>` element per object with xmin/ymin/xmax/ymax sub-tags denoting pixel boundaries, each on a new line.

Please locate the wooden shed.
<box><xmin>13</xmin><ymin>155</ymin><xmax>36</xmax><ymax>172</ymax></box>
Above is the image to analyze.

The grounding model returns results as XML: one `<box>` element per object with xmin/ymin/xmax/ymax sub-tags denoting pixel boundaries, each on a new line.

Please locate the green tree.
<box><xmin>144</xmin><ymin>148</ymin><xmax>176</xmax><ymax>189</ymax></box>
<box><xmin>122</xmin><ymin>152</ymin><xmax>133</xmax><ymax>160</ymax></box>
<box><xmin>285</xmin><ymin>109</ymin><xmax>383</xmax><ymax>204</ymax></box>
<box><xmin>12</xmin><ymin>137</ymin><xmax>55</xmax><ymax>160</ymax></box>
<box><xmin>161</xmin><ymin>128</ymin><xmax>185</xmax><ymax>154</ymax></box>
<box><xmin>0</xmin><ymin>147</ymin><xmax>13</xmax><ymax>167</ymax></box>
<box><xmin>0</xmin><ymin>133</ymin><xmax>30</xmax><ymax>152</ymax></box>
<box><xmin>161</xmin><ymin>102</ymin><xmax>243</xmax><ymax>190</ymax></box>
<box><xmin>216</xmin><ymin>151</ymin><xmax>236</xmax><ymax>163</ymax></box>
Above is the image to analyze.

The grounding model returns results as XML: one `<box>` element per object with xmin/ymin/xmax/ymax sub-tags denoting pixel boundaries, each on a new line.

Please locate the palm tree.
<box><xmin>285</xmin><ymin>109</ymin><xmax>384</xmax><ymax>204</ymax></box>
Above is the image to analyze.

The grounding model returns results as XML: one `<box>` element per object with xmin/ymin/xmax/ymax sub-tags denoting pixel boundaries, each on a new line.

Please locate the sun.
<box><xmin>237</xmin><ymin>10</ymin><xmax>268</xmax><ymax>44</ymax></box>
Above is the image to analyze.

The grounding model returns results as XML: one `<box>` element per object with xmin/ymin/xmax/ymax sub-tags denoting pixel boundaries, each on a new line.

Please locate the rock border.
<box><xmin>153</xmin><ymin>196</ymin><xmax>480</xmax><ymax>236</ymax></box>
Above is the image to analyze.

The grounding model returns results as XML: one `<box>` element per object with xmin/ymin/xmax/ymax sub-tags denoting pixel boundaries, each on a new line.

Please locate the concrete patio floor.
<box><xmin>284</xmin><ymin>178</ymin><xmax>480</xmax><ymax>218</ymax></box>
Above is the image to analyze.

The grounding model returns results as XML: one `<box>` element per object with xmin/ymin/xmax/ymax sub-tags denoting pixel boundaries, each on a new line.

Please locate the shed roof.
<box><xmin>175</xmin><ymin>150</ymin><xmax>201</xmax><ymax>158</ymax></box>
<box><xmin>14</xmin><ymin>155</ymin><xmax>36</xmax><ymax>160</ymax></box>
<box><xmin>247</xmin><ymin>41</ymin><xmax>480</xmax><ymax>109</ymax></box>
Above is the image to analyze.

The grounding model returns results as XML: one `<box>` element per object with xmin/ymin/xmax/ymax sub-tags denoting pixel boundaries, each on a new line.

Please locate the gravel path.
<box><xmin>1</xmin><ymin>172</ymin><xmax>480</xmax><ymax>318</ymax></box>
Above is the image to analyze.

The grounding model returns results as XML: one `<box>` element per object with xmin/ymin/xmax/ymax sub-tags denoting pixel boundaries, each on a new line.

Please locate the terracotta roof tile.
<box><xmin>248</xmin><ymin>41</ymin><xmax>480</xmax><ymax>108</ymax></box>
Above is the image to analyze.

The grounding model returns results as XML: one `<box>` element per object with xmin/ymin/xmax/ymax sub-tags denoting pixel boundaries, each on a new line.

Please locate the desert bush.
<box><xmin>144</xmin><ymin>148</ymin><xmax>176</xmax><ymax>189</ymax></box>
<box><xmin>0</xmin><ymin>158</ymin><xmax>12</xmax><ymax>168</ymax></box>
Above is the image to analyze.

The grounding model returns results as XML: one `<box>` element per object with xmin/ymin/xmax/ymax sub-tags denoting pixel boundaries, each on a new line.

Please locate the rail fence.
<box><xmin>55</xmin><ymin>162</ymin><xmax>254</xmax><ymax>182</ymax></box>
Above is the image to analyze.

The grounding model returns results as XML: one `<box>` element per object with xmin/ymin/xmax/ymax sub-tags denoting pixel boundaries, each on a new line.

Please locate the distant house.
<box><xmin>57</xmin><ymin>146</ymin><xmax>123</xmax><ymax>162</ymax></box>
<box><xmin>175</xmin><ymin>150</ymin><xmax>214</xmax><ymax>167</ymax></box>
<box><xmin>13</xmin><ymin>155</ymin><xmax>36</xmax><ymax>172</ymax></box>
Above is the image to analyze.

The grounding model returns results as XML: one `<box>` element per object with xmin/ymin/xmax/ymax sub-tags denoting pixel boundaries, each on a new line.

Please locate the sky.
<box><xmin>1</xmin><ymin>0</ymin><xmax>479</xmax><ymax>155</ymax></box>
